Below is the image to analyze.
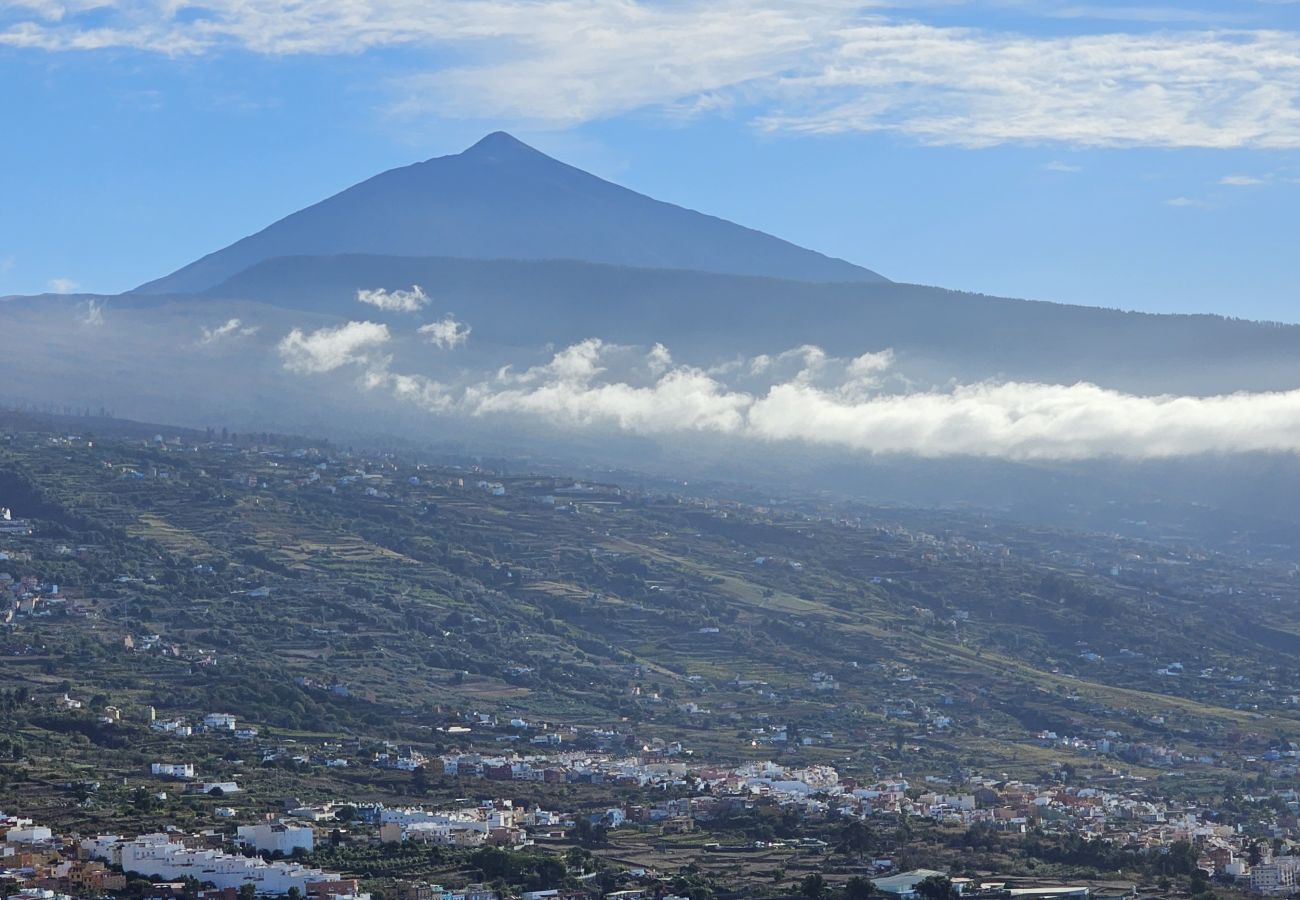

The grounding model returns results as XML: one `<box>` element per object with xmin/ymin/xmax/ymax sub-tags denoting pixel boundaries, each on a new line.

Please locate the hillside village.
<box><xmin>5</xmin><ymin>412</ymin><xmax>1300</xmax><ymax>898</ymax></box>
<box><xmin>12</xmin><ymin>751</ymin><xmax>1300</xmax><ymax>900</ymax></box>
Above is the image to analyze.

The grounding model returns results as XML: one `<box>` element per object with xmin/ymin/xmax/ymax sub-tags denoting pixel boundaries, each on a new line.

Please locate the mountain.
<box><xmin>134</xmin><ymin>132</ymin><xmax>884</xmax><ymax>295</ymax></box>
<box><xmin>195</xmin><ymin>253</ymin><xmax>1300</xmax><ymax>396</ymax></box>
<box><xmin>8</xmin><ymin>134</ymin><xmax>1300</xmax><ymax>557</ymax></box>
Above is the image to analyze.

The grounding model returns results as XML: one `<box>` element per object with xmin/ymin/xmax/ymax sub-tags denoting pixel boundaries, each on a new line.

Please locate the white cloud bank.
<box><xmin>278</xmin><ymin>320</ymin><xmax>391</xmax><ymax>373</ymax></box>
<box><xmin>277</xmin><ymin>324</ymin><xmax>1300</xmax><ymax>462</ymax></box>
<box><xmin>357</xmin><ymin>285</ymin><xmax>429</xmax><ymax>312</ymax></box>
<box><xmin>4</xmin><ymin>1</ymin><xmax>1300</xmax><ymax>148</ymax></box>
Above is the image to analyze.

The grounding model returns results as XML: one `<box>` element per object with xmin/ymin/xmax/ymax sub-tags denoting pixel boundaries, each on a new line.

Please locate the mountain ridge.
<box><xmin>177</xmin><ymin>251</ymin><xmax>1300</xmax><ymax>396</ymax></box>
<box><xmin>133</xmin><ymin>131</ymin><xmax>886</xmax><ymax>295</ymax></box>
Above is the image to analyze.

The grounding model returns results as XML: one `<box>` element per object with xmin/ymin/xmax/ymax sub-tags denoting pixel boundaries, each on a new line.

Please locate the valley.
<box><xmin>2</xmin><ymin>409</ymin><xmax>1298</xmax><ymax>898</ymax></box>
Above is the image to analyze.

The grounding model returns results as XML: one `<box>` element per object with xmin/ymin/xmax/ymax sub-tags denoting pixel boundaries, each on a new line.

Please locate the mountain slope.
<box><xmin>8</xmin><ymin>414</ymin><xmax>1300</xmax><ymax>795</ymax></box>
<box><xmin>194</xmin><ymin>253</ymin><xmax>1300</xmax><ymax>396</ymax></box>
<box><xmin>134</xmin><ymin>132</ymin><xmax>884</xmax><ymax>295</ymax></box>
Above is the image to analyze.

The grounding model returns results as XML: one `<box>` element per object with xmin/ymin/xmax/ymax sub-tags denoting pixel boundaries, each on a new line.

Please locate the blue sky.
<box><xmin>2</xmin><ymin>0</ymin><xmax>1298</xmax><ymax>319</ymax></box>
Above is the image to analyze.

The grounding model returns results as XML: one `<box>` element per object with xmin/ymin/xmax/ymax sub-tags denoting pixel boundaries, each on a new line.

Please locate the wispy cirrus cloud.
<box><xmin>1219</xmin><ymin>173</ymin><xmax>1267</xmax><ymax>185</ymax></box>
<box><xmin>755</xmin><ymin>25</ymin><xmax>1300</xmax><ymax>149</ymax></box>
<box><xmin>3</xmin><ymin>1</ymin><xmax>1300</xmax><ymax>149</ymax></box>
<box><xmin>391</xmin><ymin>0</ymin><xmax>848</xmax><ymax>126</ymax></box>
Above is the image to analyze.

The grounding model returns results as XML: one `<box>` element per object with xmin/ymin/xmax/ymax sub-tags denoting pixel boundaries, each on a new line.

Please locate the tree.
<box><xmin>801</xmin><ymin>873</ymin><xmax>826</xmax><ymax>898</ymax></box>
<box><xmin>468</xmin><ymin>846</ymin><xmax>513</xmax><ymax>880</ymax></box>
<box><xmin>565</xmin><ymin>846</ymin><xmax>592</xmax><ymax>872</ymax></box>
<box><xmin>287</xmin><ymin>888</ymin><xmax>303</xmax><ymax>900</ymax></box>
<box><xmin>896</xmin><ymin>812</ymin><xmax>914</xmax><ymax>844</ymax></box>
<box><xmin>411</xmin><ymin>765</ymin><xmax>430</xmax><ymax>795</ymax></box>
<box><xmin>573</xmin><ymin>818</ymin><xmax>607</xmax><ymax>847</ymax></box>
<box><xmin>1162</xmin><ymin>840</ymin><xmax>1197</xmax><ymax>876</ymax></box>
<box><xmin>237</xmin><ymin>884</ymin><xmax>257</xmax><ymax>900</ymax></box>
<box><xmin>839</xmin><ymin>820</ymin><xmax>875</xmax><ymax>857</ymax></box>
<box><xmin>915</xmin><ymin>875</ymin><xmax>957</xmax><ymax>900</ymax></box>
<box><xmin>131</xmin><ymin>786</ymin><xmax>157</xmax><ymax>813</ymax></box>
<box><xmin>844</xmin><ymin>877</ymin><xmax>878</xmax><ymax>900</ymax></box>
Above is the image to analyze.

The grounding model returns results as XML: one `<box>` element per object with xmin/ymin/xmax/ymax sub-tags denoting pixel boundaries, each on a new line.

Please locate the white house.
<box><xmin>204</xmin><ymin>713</ymin><xmax>238</xmax><ymax>731</ymax></box>
<box><xmin>237</xmin><ymin>821</ymin><xmax>315</xmax><ymax>856</ymax></box>
<box><xmin>187</xmin><ymin>781</ymin><xmax>242</xmax><ymax>795</ymax></box>
<box><xmin>3</xmin><ymin>825</ymin><xmax>54</xmax><ymax>844</ymax></box>
<box><xmin>151</xmin><ymin>763</ymin><xmax>195</xmax><ymax>779</ymax></box>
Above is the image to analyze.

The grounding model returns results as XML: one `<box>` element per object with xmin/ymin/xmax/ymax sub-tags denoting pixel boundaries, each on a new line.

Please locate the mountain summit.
<box><xmin>133</xmin><ymin>132</ymin><xmax>885</xmax><ymax>295</ymax></box>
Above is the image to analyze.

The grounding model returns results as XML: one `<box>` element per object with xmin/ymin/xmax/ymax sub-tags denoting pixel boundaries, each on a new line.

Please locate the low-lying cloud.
<box><xmin>278</xmin><ymin>320</ymin><xmax>391</xmax><ymax>373</ymax></box>
<box><xmin>276</xmin><ymin>322</ymin><xmax>1300</xmax><ymax>461</ymax></box>
<box><xmin>418</xmin><ymin>315</ymin><xmax>471</xmax><ymax>349</ymax></box>
<box><xmin>200</xmin><ymin>317</ymin><xmax>259</xmax><ymax>344</ymax></box>
<box><xmin>78</xmin><ymin>298</ymin><xmax>104</xmax><ymax>327</ymax></box>
<box><xmin>357</xmin><ymin>284</ymin><xmax>429</xmax><ymax>312</ymax></box>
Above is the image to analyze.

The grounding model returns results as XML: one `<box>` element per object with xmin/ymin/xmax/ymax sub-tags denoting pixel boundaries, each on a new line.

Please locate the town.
<box><xmin>5</xmin><ymin>413</ymin><xmax>1300</xmax><ymax>898</ymax></box>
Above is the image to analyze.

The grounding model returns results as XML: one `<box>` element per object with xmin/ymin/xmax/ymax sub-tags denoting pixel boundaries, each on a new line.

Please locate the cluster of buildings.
<box><xmin>355</xmin><ymin>748</ymin><xmax>1300</xmax><ymax>894</ymax></box>
<box><xmin>80</xmin><ymin>833</ymin><xmax>357</xmax><ymax>897</ymax></box>
<box><xmin>0</xmin><ymin>507</ymin><xmax>34</xmax><ymax>537</ymax></box>
<box><xmin>832</xmin><ymin>771</ymin><xmax>1300</xmax><ymax>894</ymax></box>
<box><xmin>151</xmin><ymin>711</ymin><xmax>258</xmax><ymax>741</ymax></box>
<box><xmin>1036</xmin><ymin>730</ymin><xmax>1219</xmax><ymax>768</ymax></box>
<box><xmin>424</xmin><ymin>748</ymin><xmax>842</xmax><ymax>806</ymax></box>
<box><xmin>3</xmin><ymin>814</ymin><xmax>126</xmax><ymax>899</ymax></box>
<box><xmin>353</xmin><ymin>756</ymin><xmax>840</xmax><ymax>839</ymax></box>
<box><xmin>0</xmin><ymin>571</ymin><xmax>60</xmax><ymax>624</ymax></box>
<box><xmin>2</xmin><ymin>809</ymin><xmax>507</xmax><ymax>900</ymax></box>
<box><xmin>374</xmin><ymin>800</ymin><xmax>544</xmax><ymax>848</ymax></box>
<box><xmin>1242</xmin><ymin>855</ymin><xmax>1300</xmax><ymax>895</ymax></box>
<box><xmin>430</xmin><ymin>749</ymin><xmax>689</xmax><ymax>786</ymax></box>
